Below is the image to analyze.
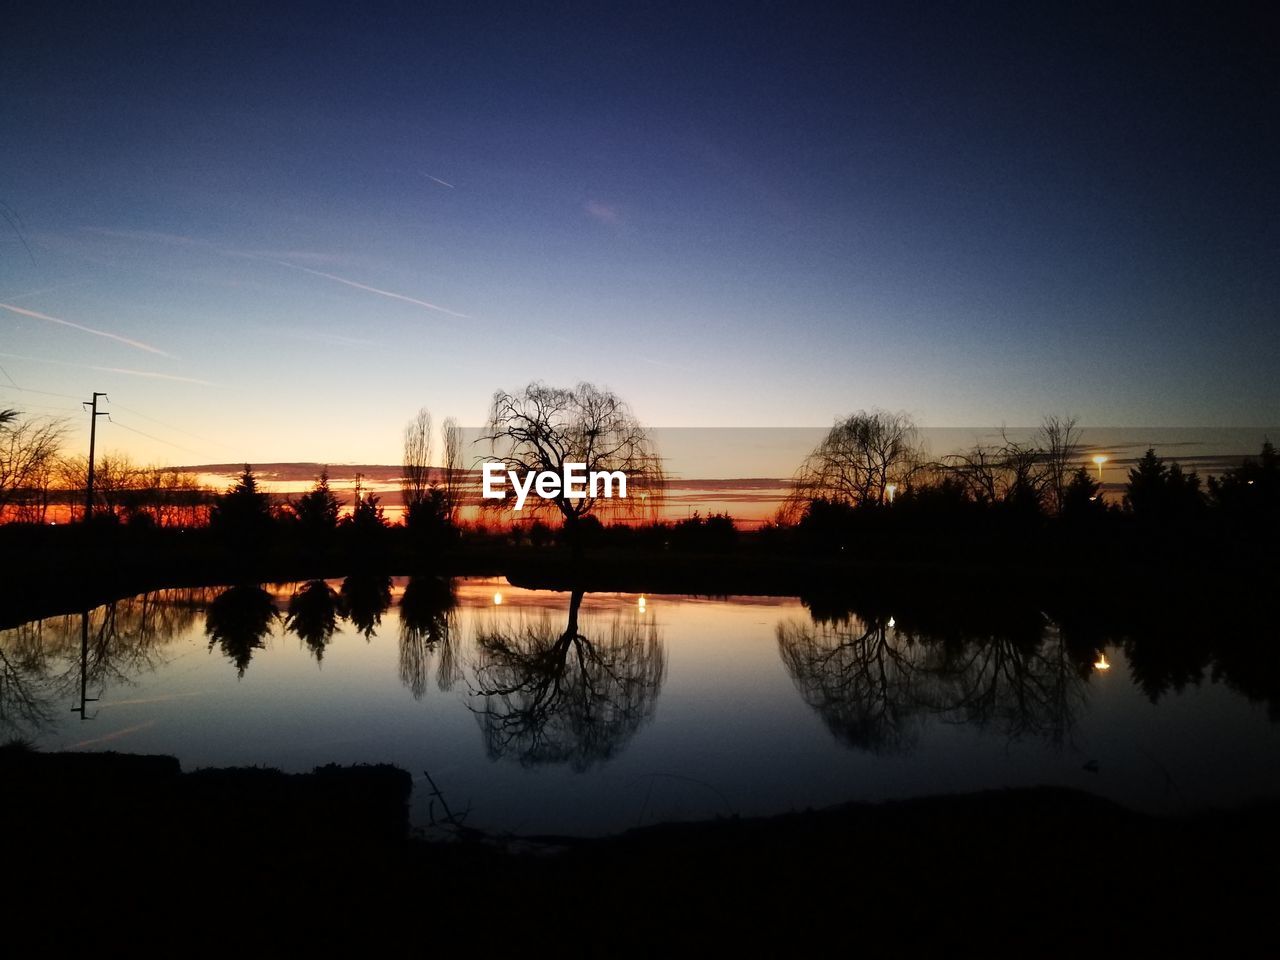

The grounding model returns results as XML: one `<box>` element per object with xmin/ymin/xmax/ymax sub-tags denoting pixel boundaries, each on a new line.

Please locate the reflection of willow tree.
<box><xmin>777</xmin><ymin>608</ymin><xmax>1090</xmax><ymax>754</ymax></box>
<box><xmin>776</xmin><ymin>615</ymin><xmax>925</xmax><ymax>753</ymax></box>
<box><xmin>206</xmin><ymin>586</ymin><xmax>278</xmax><ymax>677</ymax></box>
<box><xmin>285</xmin><ymin>580</ymin><xmax>340</xmax><ymax>662</ymax></box>
<box><xmin>2</xmin><ymin>589</ymin><xmax>209</xmax><ymax>735</ymax></box>
<box><xmin>341</xmin><ymin>574</ymin><xmax>392</xmax><ymax>640</ymax></box>
<box><xmin>398</xmin><ymin>577</ymin><xmax>460</xmax><ymax>699</ymax></box>
<box><xmin>470</xmin><ymin>591</ymin><xmax>666</xmax><ymax>771</ymax></box>
<box><xmin>0</xmin><ymin>623</ymin><xmax>60</xmax><ymax>736</ymax></box>
<box><xmin>929</xmin><ymin>617</ymin><xmax>1088</xmax><ymax>747</ymax></box>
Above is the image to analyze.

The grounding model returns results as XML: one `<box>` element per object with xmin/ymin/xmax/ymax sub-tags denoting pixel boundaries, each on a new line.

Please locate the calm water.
<box><xmin>3</xmin><ymin>577</ymin><xmax>1278</xmax><ymax>836</ymax></box>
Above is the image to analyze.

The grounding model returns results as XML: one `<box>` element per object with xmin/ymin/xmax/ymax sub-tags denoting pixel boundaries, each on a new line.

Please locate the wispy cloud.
<box><xmin>423</xmin><ymin>172</ymin><xmax>455</xmax><ymax>188</ymax></box>
<box><xmin>0</xmin><ymin>300</ymin><xmax>174</xmax><ymax>357</ymax></box>
<box><xmin>80</xmin><ymin>224</ymin><xmax>472</xmax><ymax>321</ymax></box>
<box><xmin>584</xmin><ymin>200</ymin><xmax>621</xmax><ymax>225</ymax></box>
<box><xmin>270</xmin><ymin>260</ymin><xmax>470</xmax><ymax>318</ymax></box>
<box><xmin>0</xmin><ymin>351</ymin><xmax>213</xmax><ymax>385</ymax></box>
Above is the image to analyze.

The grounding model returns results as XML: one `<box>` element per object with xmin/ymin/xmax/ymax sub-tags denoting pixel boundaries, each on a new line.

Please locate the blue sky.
<box><xmin>2</xmin><ymin>3</ymin><xmax>1276</xmax><ymax>465</ymax></box>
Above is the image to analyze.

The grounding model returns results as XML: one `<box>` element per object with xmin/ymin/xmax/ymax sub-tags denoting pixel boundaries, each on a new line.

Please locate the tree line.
<box><xmin>3</xmin><ymin>393</ymin><xmax>1276</xmax><ymax>566</ymax></box>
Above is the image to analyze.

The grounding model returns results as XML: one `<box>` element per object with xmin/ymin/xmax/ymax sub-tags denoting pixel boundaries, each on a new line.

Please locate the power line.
<box><xmin>106</xmin><ymin>400</ymin><xmax>227</xmax><ymax>450</ymax></box>
<box><xmin>106</xmin><ymin>415</ymin><xmax>203</xmax><ymax>456</ymax></box>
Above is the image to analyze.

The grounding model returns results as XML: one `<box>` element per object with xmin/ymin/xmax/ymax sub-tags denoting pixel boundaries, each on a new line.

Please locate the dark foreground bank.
<box><xmin>3</xmin><ymin>747</ymin><xmax>1276</xmax><ymax>953</ymax></box>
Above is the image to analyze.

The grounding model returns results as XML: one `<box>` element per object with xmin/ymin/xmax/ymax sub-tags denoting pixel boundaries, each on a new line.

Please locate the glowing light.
<box><xmin>637</xmin><ymin>595</ymin><xmax>647</xmax><ymax>613</ymax></box>
<box><xmin>1092</xmin><ymin>455</ymin><xmax>1107</xmax><ymax>481</ymax></box>
<box><xmin>1094</xmin><ymin>653</ymin><xmax>1111</xmax><ymax>672</ymax></box>
<box><xmin>888</xmin><ymin>616</ymin><xmax>895</xmax><ymax>628</ymax></box>
<box><xmin>885</xmin><ymin>484</ymin><xmax>897</xmax><ymax>503</ymax></box>
<box><xmin>493</xmin><ymin>591</ymin><xmax>503</xmax><ymax>606</ymax></box>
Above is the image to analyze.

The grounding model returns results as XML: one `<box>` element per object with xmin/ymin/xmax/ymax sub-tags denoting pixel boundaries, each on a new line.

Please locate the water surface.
<box><xmin>3</xmin><ymin>577</ymin><xmax>1277</xmax><ymax>836</ymax></box>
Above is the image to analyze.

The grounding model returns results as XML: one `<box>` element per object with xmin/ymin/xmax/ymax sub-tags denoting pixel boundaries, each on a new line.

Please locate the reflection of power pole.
<box><xmin>72</xmin><ymin>609</ymin><xmax>100</xmax><ymax>720</ymax></box>
<box><xmin>82</xmin><ymin>392</ymin><xmax>108</xmax><ymax>521</ymax></box>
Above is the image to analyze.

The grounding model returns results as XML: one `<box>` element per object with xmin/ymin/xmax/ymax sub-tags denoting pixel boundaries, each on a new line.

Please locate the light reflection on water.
<box><xmin>2</xmin><ymin>577</ymin><xmax>1278</xmax><ymax>837</ymax></box>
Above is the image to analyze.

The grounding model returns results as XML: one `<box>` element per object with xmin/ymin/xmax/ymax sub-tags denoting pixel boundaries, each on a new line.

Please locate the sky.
<box><xmin>1</xmin><ymin>2</ymin><xmax>1276</xmax><ymax>467</ymax></box>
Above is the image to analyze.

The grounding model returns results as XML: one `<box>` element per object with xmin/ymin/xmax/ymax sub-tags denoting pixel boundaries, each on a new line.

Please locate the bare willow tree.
<box><xmin>481</xmin><ymin>381</ymin><xmax>664</xmax><ymax>542</ymax></box>
<box><xmin>1038</xmin><ymin>415</ymin><xmax>1084</xmax><ymax>515</ymax></box>
<box><xmin>403</xmin><ymin>408</ymin><xmax>464</xmax><ymax>533</ymax></box>
<box><xmin>401</xmin><ymin>407</ymin><xmax>433</xmax><ymax>514</ymax></box>
<box><xmin>942</xmin><ymin>416</ymin><xmax>1084</xmax><ymax>514</ymax></box>
<box><xmin>0</xmin><ymin>409</ymin><xmax>65</xmax><ymax>521</ymax></box>
<box><xmin>781</xmin><ymin>409</ymin><xmax>922</xmax><ymax>521</ymax></box>
<box><xmin>441</xmin><ymin>416</ymin><xmax>462</xmax><ymax>525</ymax></box>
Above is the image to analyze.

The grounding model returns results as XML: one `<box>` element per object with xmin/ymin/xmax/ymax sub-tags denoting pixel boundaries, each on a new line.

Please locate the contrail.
<box><xmin>0</xmin><ymin>300</ymin><xmax>173</xmax><ymax>357</ymax></box>
<box><xmin>69</xmin><ymin>720</ymin><xmax>156</xmax><ymax>748</ymax></box>
<box><xmin>80</xmin><ymin>224</ymin><xmax>473</xmax><ymax>322</ymax></box>
<box><xmin>0</xmin><ymin>351</ymin><xmax>213</xmax><ymax>385</ymax></box>
<box><xmin>271</xmin><ymin>260</ymin><xmax>470</xmax><ymax>318</ymax></box>
<box><xmin>423</xmin><ymin>173</ymin><xmax>455</xmax><ymax>188</ymax></box>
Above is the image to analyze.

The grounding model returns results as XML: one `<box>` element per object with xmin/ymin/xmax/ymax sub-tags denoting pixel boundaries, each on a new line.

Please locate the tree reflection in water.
<box><xmin>469</xmin><ymin>590</ymin><xmax>666</xmax><ymax>771</ymax></box>
<box><xmin>206</xmin><ymin>585</ymin><xmax>278</xmax><ymax>677</ymax></box>
<box><xmin>398</xmin><ymin>576</ymin><xmax>461</xmax><ymax>699</ymax></box>
<box><xmin>777</xmin><ymin>604</ymin><xmax>1091</xmax><ymax>754</ymax></box>
<box><xmin>285</xmin><ymin>580</ymin><xmax>341</xmax><ymax>662</ymax></box>
<box><xmin>340</xmin><ymin>574</ymin><xmax>393</xmax><ymax>640</ymax></box>
<box><xmin>1</xmin><ymin>589</ymin><xmax>209</xmax><ymax>735</ymax></box>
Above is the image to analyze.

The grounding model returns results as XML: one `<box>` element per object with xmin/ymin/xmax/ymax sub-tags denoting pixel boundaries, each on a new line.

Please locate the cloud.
<box><xmin>80</xmin><ymin>224</ymin><xmax>471</xmax><ymax>320</ymax></box>
<box><xmin>0</xmin><ymin>301</ymin><xmax>174</xmax><ymax>357</ymax></box>
<box><xmin>584</xmin><ymin>201</ymin><xmax>621</xmax><ymax>225</ymax></box>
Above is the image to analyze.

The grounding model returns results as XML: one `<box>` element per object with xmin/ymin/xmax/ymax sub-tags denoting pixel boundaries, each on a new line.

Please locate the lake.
<box><xmin>3</xmin><ymin>576</ymin><xmax>1277</xmax><ymax>837</ymax></box>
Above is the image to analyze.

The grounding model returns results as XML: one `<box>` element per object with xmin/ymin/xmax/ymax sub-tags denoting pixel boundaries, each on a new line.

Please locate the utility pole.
<box><xmin>82</xmin><ymin>392</ymin><xmax>108</xmax><ymax>521</ymax></box>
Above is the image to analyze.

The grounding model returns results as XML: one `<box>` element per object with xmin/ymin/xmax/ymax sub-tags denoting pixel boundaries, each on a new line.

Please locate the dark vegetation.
<box><xmin>1</xmin><ymin>436</ymin><xmax>1275</xmax><ymax>628</ymax></box>
<box><xmin>3</xmin><ymin>743</ymin><xmax>1276</xmax><ymax>952</ymax></box>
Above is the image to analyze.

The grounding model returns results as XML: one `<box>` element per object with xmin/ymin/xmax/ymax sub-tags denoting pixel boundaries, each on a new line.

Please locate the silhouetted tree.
<box><xmin>482</xmin><ymin>381</ymin><xmax>664</xmax><ymax>552</ymax></box>
<box><xmin>1061</xmin><ymin>465</ymin><xmax>1106</xmax><ymax>520</ymax></box>
<box><xmin>1125</xmin><ymin>448</ymin><xmax>1204</xmax><ymax>523</ymax></box>
<box><xmin>783</xmin><ymin>410</ymin><xmax>921</xmax><ymax>520</ymax></box>
<box><xmin>1039</xmin><ymin>415</ymin><xmax>1084</xmax><ymax>515</ymax></box>
<box><xmin>0</xmin><ymin>409</ymin><xmax>65</xmax><ymax>521</ymax></box>
<box><xmin>1210</xmin><ymin>440</ymin><xmax>1279</xmax><ymax>527</ymax></box>
<box><xmin>292</xmin><ymin>468</ymin><xmax>341</xmax><ymax>541</ymax></box>
<box><xmin>401</xmin><ymin>407</ymin><xmax>434</xmax><ymax>515</ymax></box>
<box><xmin>344</xmin><ymin>479</ymin><xmax>389</xmax><ymax>554</ymax></box>
<box><xmin>210</xmin><ymin>466</ymin><xmax>273</xmax><ymax>543</ymax></box>
<box><xmin>402</xmin><ymin>410</ymin><xmax>462</xmax><ymax>540</ymax></box>
<box><xmin>205</xmin><ymin>585</ymin><xmax>277</xmax><ymax>677</ymax></box>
